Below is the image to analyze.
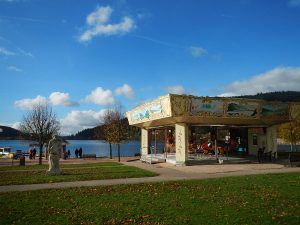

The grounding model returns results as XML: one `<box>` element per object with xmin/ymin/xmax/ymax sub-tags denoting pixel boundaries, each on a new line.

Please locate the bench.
<box><xmin>257</xmin><ymin>148</ymin><xmax>276</xmax><ymax>163</ymax></box>
<box><xmin>22</xmin><ymin>153</ymin><xmax>29</xmax><ymax>157</ymax></box>
<box><xmin>12</xmin><ymin>152</ymin><xmax>29</xmax><ymax>159</ymax></box>
<box><xmin>82</xmin><ymin>154</ymin><xmax>96</xmax><ymax>159</ymax></box>
<box><xmin>288</xmin><ymin>152</ymin><xmax>300</xmax><ymax>167</ymax></box>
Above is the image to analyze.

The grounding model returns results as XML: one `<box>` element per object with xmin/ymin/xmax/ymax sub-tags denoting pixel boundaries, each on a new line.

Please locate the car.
<box><xmin>0</xmin><ymin>147</ymin><xmax>13</xmax><ymax>158</ymax></box>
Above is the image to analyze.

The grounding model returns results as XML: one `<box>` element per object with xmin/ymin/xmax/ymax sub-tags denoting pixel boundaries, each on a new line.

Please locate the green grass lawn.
<box><xmin>0</xmin><ymin>162</ymin><xmax>121</xmax><ymax>171</ymax></box>
<box><xmin>0</xmin><ymin>162</ymin><xmax>157</xmax><ymax>186</ymax></box>
<box><xmin>1</xmin><ymin>172</ymin><xmax>299</xmax><ymax>225</ymax></box>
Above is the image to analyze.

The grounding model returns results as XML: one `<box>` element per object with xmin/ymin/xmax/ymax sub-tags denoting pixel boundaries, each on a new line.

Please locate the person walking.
<box><xmin>32</xmin><ymin>148</ymin><xmax>36</xmax><ymax>159</ymax></box>
<box><xmin>64</xmin><ymin>151</ymin><xmax>68</xmax><ymax>160</ymax></box>
<box><xmin>79</xmin><ymin>147</ymin><xmax>82</xmax><ymax>158</ymax></box>
<box><xmin>75</xmin><ymin>149</ymin><xmax>79</xmax><ymax>158</ymax></box>
<box><xmin>29</xmin><ymin>148</ymin><xmax>32</xmax><ymax>160</ymax></box>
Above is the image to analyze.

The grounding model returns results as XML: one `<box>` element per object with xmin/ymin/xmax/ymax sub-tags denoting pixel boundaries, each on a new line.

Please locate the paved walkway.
<box><xmin>0</xmin><ymin>161</ymin><xmax>299</xmax><ymax>193</ymax></box>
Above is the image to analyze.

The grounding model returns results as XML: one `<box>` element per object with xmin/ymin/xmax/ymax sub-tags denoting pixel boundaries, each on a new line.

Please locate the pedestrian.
<box><xmin>75</xmin><ymin>149</ymin><xmax>79</xmax><ymax>158</ymax></box>
<box><xmin>32</xmin><ymin>148</ymin><xmax>36</xmax><ymax>159</ymax></box>
<box><xmin>64</xmin><ymin>151</ymin><xmax>68</xmax><ymax>160</ymax></box>
<box><xmin>29</xmin><ymin>148</ymin><xmax>32</xmax><ymax>160</ymax></box>
<box><xmin>67</xmin><ymin>149</ymin><xmax>71</xmax><ymax>158</ymax></box>
<box><xmin>79</xmin><ymin>147</ymin><xmax>82</xmax><ymax>158</ymax></box>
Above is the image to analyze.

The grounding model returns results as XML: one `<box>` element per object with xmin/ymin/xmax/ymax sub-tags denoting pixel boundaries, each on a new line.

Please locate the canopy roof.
<box><xmin>126</xmin><ymin>94</ymin><xmax>300</xmax><ymax>128</ymax></box>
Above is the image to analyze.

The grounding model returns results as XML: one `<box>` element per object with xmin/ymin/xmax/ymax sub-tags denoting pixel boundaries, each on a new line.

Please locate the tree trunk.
<box><xmin>117</xmin><ymin>144</ymin><xmax>120</xmax><ymax>162</ymax></box>
<box><xmin>109</xmin><ymin>143</ymin><xmax>112</xmax><ymax>159</ymax></box>
<box><xmin>39</xmin><ymin>144</ymin><xmax>43</xmax><ymax>165</ymax></box>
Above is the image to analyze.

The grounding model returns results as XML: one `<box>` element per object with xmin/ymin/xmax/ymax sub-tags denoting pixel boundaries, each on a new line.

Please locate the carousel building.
<box><xmin>126</xmin><ymin>94</ymin><xmax>300</xmax><ymax>165</ymax></box>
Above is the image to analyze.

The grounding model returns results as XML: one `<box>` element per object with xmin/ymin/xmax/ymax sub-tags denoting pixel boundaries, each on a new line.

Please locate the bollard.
<box><xmin>20</xmin><ymin>156</ymin><xmax>25</xmax><ymax>166</ymax></box>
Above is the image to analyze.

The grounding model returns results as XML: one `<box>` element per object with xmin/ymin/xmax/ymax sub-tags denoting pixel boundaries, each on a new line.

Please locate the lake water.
<box><xmin>0</xmin><ymin>140</ymin><xmax>141</xmax><ymax>157</ymax></box>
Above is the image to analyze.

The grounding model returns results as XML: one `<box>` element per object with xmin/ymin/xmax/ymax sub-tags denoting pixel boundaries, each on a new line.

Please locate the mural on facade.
<box><xmin>171</xmin><ymin>95</ymin><xmax>187</xmax><ymax>116</ymax></box>
<box><xmin>227</xmin><ymin>102</ymin><xmax>258</xmax><ymax>117</ymax></box>
<box><xmin>130</xmin><ymin>105</ymin><xmax>161</xmax><ymax>122</ymax></box>
<box><xmin>261</xmin><ymin>104</ymin><xmax>289</xmax><ymax>118</ymax></box>
<box><xmin>130</xmin><ymin>112</ymin><xmax>140</xmax><ymax>122</ymax></box>
<box><xmin>128</xmin><ymin>94</ymin><xmax>296</xmax><ymax>126</ymax></box>
<box><xmin>139</xmin><ymin>108</ymin><xmax>150</xmax><ymax>120</ymax></box>
<box><xmin>190</xmin><ymin>98</ymin><xmax>224</xmax><ymax>116</ymax></box>
<box><xmin>150</xmin><ymin>105</ymin><xmax>162</xmax><ymax>114</ymax></box>
<box><xmin>128</xmin><ymin>95</ymin><xmax>172</xmax><ymax>124</ymax></box>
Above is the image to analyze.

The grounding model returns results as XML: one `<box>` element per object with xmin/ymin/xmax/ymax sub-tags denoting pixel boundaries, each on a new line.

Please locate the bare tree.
<box><xmin>19</xmin><ymin>103</ymin><xmax>60</xmax><ymax>165</ymax></box>
<box><xmin>102</xmin><ymin>106</ymin><xmax>129</xmax><ymax>162</ymax></box>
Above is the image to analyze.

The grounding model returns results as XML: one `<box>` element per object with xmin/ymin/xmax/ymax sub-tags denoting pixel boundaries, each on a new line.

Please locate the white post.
<box><xmin>141</xmin><ymin>128</ymin><xmax>149</xmax><ymax>156</ymax></box>
<box><xmin>266</xmin><ymin>126</ymin><xmax>277</xmax><ymax>158</ymax></box>
<box><xmin>175</xmin><ymin>123</ymin><xmax>188</xmax><ymax>165</ymax></box>
<box><xmin>215</xmin><ymin>139</ymin><xmax>218</xmax><ymax>160</ymax></box>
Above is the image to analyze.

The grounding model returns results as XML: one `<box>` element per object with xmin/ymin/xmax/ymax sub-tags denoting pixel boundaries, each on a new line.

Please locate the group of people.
<box><xmin>63</xmin><ymin>150</ymin><xmax>71</xmax><ymax>160</ymax></box>
<box><xmin>62</xmin><ymin>147</ymin><xmax>83</xmax><ymax>159</ymax></box>
<box><xmin>75</xmin><ymin>147</ymin><xmax>83</xmax><ymax>158</ymax></box>
<box><xmin>28</xmin><ymin>147</ymin><xmax>37</xmax><ymax>159</ymax></box>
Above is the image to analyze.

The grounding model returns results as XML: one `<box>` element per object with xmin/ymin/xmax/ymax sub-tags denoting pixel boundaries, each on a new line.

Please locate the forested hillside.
<box><xmin>0</xmin><ymin>125</ymin><xmax>23</xmax><ymax>140</ymax></box>
<box><xmin>65</xmin><ymin>118</ymin><xmax>141</xmax><ymax>140</ymax></box>
<box><xmin>237</xmin><ymin>91</ymin><xmax>300</xmax><ymax>102</ymax></box>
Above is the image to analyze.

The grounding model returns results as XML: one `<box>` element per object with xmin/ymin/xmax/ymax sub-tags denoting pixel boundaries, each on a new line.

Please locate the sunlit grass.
<box><xmin>1</xmin><ymin>172</ymin><xmax>299</xmax><ymax>225</ymax></box>
<box><xmin>0</xmin><ymin>162</ymin><xmax>157</xmax><ymax>185</ymax></box>
<box><xmin>0</xmin><ymin>162</ymin><xmax>122</xmax><ymax>171</ymax></box>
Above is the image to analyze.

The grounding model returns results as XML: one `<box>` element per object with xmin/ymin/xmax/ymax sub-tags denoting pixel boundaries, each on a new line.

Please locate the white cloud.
<box><xmin>15</xmin><ymin>95</ymin><xmax>48</xmax><ymax>110</ymax></box>
<box><xmin>49</xmin><ymin>92</ymin><xmax>78</xmax><ymax>107</ymax></box>
<box><xmin>15</xmin><ymin>92</ymin><xmax>78</xmax><ymax>110</ymax></box>
<box><xmin>219</xmin><ymin>67</ymin><xmax>300</xmax><ymax>97</ymax></box>
<box><xmin>0</xmin><ymin>47</ymin><xmax>16</xmax><ymax>56</ymax></box>
<box><xmin>60</xmin><ymin>109</ymin><xmax>107</xmax><ymax>135</ymax></box>
<box><xmin>11</xmin><ymin>122</ymin><xmax>21</xmax><ymax>130</ymax></box>
<box><xmin>0</xmin><ymin>46</ymin><xmax>33</xmax><ymax>58</ymax></box>
<box><xmin>115</xmin><ymin>84</ymin><xmax>134</xmax><ymax>99</ymax></box>
<box><xmin>136</xmin><ymin>10</ymin><xmax>152</xmax><ymax>20</ymax></box>
<box><xmin>0</xmin><ymin>122</ymin><xmax>21</xmax><ymax>131</ymax></box>
<box><xmin>288</xmin><ymin>0</ymin><xmax>300</xmax><ymax>7</ymax></box>
<box><xmin>79</xmin><ymin>6</ymin><xmax>135</xmax><ymax>42</ymax></box>
<box><xmin>17</xmin><ymin>48</ymin><xmax>34</xmax><ymax>58</ymax></box>
<box><xmin>7</xmin><ymin>66</ymin><xmax>23</xmax><ymax>72</ymax></box>
<box><xmin>188</xmin><ymin>46</ymin><xmax>207</xmax><ymax>57</ymax></box>
<box><xmin>166</xmin><ymin>85</ymin><xmax>186</xmax><ymax>95</ymax></box>
<box><xmin>86</xmin><ymin>6</ymin><xmax>112</xmax><ymax>25</ymax></box>
<box><xmin>84</xmin><ymin>87</ymin><xmax>115</xmax><ymax>105</ymax></box>
<box><xmin>0</xmin><ymin>0</ymin><xmax>19</xmax><ymax>2</ymax></box>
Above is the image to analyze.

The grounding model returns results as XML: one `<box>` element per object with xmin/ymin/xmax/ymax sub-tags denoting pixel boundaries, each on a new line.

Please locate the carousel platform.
<box><xmin>141</xmin><ymin>153</ymin><xmax>176</xmax><ymax>164</ymax></box>
<box><xmin>141</xmin><ymin>153</ymin><xmax>253</xmax><ymax>165</ymax></box>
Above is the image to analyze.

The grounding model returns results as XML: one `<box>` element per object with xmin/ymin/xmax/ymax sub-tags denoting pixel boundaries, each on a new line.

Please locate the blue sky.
<box><xmin>1</xmin><ymin>0</ymin><xmax>300</xmax><ymax>134</ymax></box>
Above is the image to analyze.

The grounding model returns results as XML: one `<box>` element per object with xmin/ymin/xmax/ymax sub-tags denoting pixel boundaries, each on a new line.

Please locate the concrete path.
<box><xmin>0</xmin><ymin>161</ymin><xmax>299</xmax><ymax>193</ymax></box>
